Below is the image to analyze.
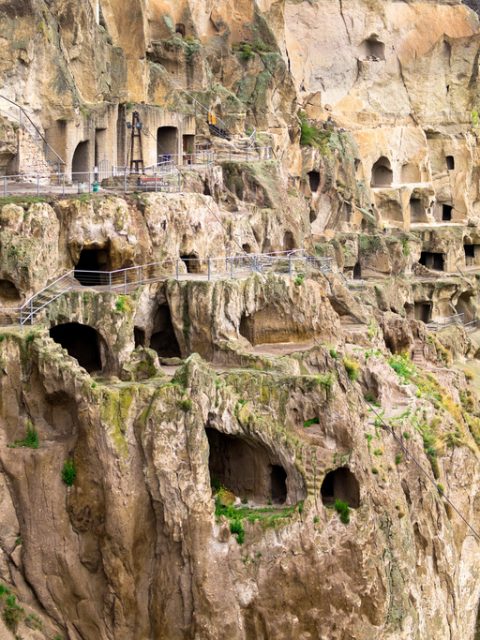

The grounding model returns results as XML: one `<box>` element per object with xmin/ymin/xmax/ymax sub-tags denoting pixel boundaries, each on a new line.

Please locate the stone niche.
<box><xmin>49</xmin><ymin>323</ymin><xmax>107</xmax><ymax>374</ymax></box>
<box><xmin>207</xmin><ymin>428</ymin><xmax>292</xmax><ymax>504</ymax></box>
<box><xmin>320</xmin><ymin>467</ymin><xmax>360</xmax><ymax>508</ymax></box>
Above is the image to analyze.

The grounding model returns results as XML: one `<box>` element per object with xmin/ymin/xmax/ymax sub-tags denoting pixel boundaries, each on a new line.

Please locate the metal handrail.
<box><xmin>0</xmin><ymin>253</ymin><xmax>333</xmax><ymax>326</ymax></box>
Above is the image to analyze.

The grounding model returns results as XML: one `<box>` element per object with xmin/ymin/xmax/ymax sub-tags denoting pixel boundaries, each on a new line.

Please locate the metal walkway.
<box><xmin>0</xmin><ymin>251</ymin><xmax>333</xmax><ymax>326</ymax></box>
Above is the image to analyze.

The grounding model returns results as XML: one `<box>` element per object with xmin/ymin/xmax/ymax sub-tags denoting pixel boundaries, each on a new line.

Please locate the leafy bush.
<box><xmin>229</xmin><ymin>519</ymin><xmax>245</xmax><ymax>544</ymax></box>
<box><xmin>343</xmin><ymin>357</ymin><xmax>359</xmax><ymax>381</ymax></box>
<box><xmin>329</xmin><ymin>348</ymin><xmax>338</xmax><ymax>359</ymax></box>
<box><xmin>303</xmin><ymin>418</ymin><xmax>319</xmax><ymax>428</ymax></box>
<box><xmin>179</xmin><ymin>398</ymin><xmax>192</xmax><ymax>412</ymax></box>
<box><xmin>316</xmin><ymin>372</ymin><xmax>334</xmax><ymax>391</ymax></box>
<box><xmin>2</xmin><ymin>593</ymin><xmax>23</xmax><ymax>631</ymax></box>
<box><xmin>334</xmin><ymin>499</ymin><xmax>350</xmax><ymax>524</ymax></box>
<box><xmin>61</xmin><ymin>459</ymin><xmax>76</xmax><ymax>486</ymax></box>
<box><xmin>294</xmin><ymin>273</ymin><xmax>305</xmax><ymax>286</ymax></box>
<box><xmin>388</xmin><ymin>354</ymin><xmax>415</xmax><ymax>384</ymax></box>
<box><xmin>239</xmin><ymin>43</ymin><xmax>254</xmax><ymax>61</ymax></box>
<box><xmin>9</xmin><ymin>422</ymin><xmax>39</xmax><ymax>449</ymax></box>
<box><xmin>115</xmin><ymin>295</ymin><xmax>129</xmax><ymax>313</ymax></box>
<box><xmin>395</xmin><ymin>454</ymin><xmax>403</xmax><ymax>465</ymax></box>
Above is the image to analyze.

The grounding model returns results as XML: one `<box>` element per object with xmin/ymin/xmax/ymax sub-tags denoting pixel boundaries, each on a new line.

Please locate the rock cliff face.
<box><xmin>2</xmin><ymin>1</ymin><xmax>480</xmax><ymax>640</ymax></box>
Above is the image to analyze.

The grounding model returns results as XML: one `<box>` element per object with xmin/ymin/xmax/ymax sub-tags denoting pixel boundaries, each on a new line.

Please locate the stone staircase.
<box><xmin>299</xmin><ymin>444</ymin><xmax>319</xmax><ymax>498</ymax></box>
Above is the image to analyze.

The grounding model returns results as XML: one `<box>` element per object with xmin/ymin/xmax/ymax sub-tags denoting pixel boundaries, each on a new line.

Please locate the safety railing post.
<box><xmin>62</xmin><ymin>172</ymin><xmax>65</xmax><ymax>196</ymax></box>
<box><xmin>109</xmin><ymin>271</ymin><xmax>112</xmax><ymax>291</ymax></box>
<box><xmin>124</xmin><ymin>269</ymin><xmax>127</xmax><ymax>294</ymax></box>
<box><xmin>124</xmin><ymin>167</ymin><xmax>127</xmax><ymax>193</ymax></box>
<box><xmin>288</xmin><ymin>255</ymin><xmax>292</xmax><ymax>276</ymax></box>
<box><xmin>30</xmin><ymin>299</ymin><xmax>34</xmax><ymax>325</ymax></box>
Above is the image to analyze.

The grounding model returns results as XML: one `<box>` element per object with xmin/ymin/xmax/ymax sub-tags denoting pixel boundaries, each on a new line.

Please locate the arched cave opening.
<box><xmin>71</xmin><ymin>140</ymin><xmax>90</xmax><ymax>180</ymax></box>
<box><xmin>49</xmin><ymin>323</ymin><xmax>104</xmax><ymax>373</ymax></box>
<box><xmin>242</xmin><ymin>243</ymin><xmax>252</xmax><ymax>254</ymax></box>
<box><xmin>150</xmin><ymin>304</ymin><xmax>181</xmax><ymax>358</ymax></box>
<box><xmin>0</xmin><ymin>278</ymin><xmax>21</xmax><ymax>301</ymax></box>
<box><xmin>180</xmin><ymin>253</ymin><xmax>201</xmax><ymax>274</ymax></box>
<box><xmin>283</xmin><ymin>231</ymin><xmax>296</xmax><ymax>251</ymax></box>
<box><xmin>74</xmin><ymin>246</ymin><xmax>111</xmax><ymax>285</ymax></box>
<box><xmin>371</xmin><ymin>157</ymin><xmax>393</xmax><ymax>187</ymax></box>
<box><xmin>446</xmin><ymin>155</ymin><xmax>455</xmax><ymax>171</ymax></box>
<box><xmin>308</xmin><ymin>170</ymin><xmax>320</xmax><ymax>193</ymax></box>
<box><xmin>360</xmin><ymin>36</ymin><xmax>385</xmax><ymax>60</ymax></box>
<box><xmin>206</xmin><ymin>428</ymin><xmax>288</xmax><ymax>504</ymax></box>
<box><xmin>353</xmin><ymin>262</ymin><xmax>362</xmax><ymax>279</ymax></box>
<box><xmin>321</xmin><ymin>467</ymin><xmax>360</xmax><ymax>508</ymax></box>
<box><xmin>157</xmin><ymin>126</ymin><xmax>178</xmax><ymax>161</ymax></box>
<box><xmin>464</xmin><ymin>243</ymin><xmax>480</xmax><ymax>267</ymax></box>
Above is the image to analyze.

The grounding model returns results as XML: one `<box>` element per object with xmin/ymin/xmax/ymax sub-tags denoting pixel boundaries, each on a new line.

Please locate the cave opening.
<box><xmin>321</xmin><ymin>467</ymin><xmax>360</xmax><ymax>508</ymax></box>
<box><xmin>442</xmin><ymin>204</ymin><xmax>453</xmax><ymax>221</ymax></box>
<box><xmin>242</xmin><ymin>243</ymin><xmax>252</xmax><ymax>254</ymax></box>
<box><xmin>180</xmin><ymin>253</ymin><xmax>201</xmax><ymax>274</ymax></box>
<box><xmin>74</xmin><ymin>247</ymin><xmax>111</xmax><ymax>285</ymax></box>
<box><xmin>0</xmin><ymin>279</ymin><xmax>20</xmax><ymax>301</ymax></box>
<box><xmin>49</xmin><ymin>323</ymin><xmax>103</xmax><ymax>373</ymax></box>
<box><xmin>353</xmin><ymin>262</ymin><xmax>362</xmax><ymax>279</ymax></box>
<box><xmin>419</xmin><ymin>251</ymin><xmax>445</xmax><ymax>271</ymax></box>
<box><xmin>360</xmin><ymin>36</ymin><xmax>386</xmax><ymax>60</ymax></box>
<box><xmin>410</xmin><ymin>197</ymin><xmax>426</xmax><ymax>222</ymax></box>
<box><xmin>207</xmin><ymin>428</ymin><xmax>288</xmax><ymax>504</ymax></box>
<box><xmin>283</xmin><ymin>231</ymin><xmax>296</xmax><ymax>251</ymax></box>
<box><xmin>157</xmin><ymin>126</ymin><xmax>178</xmax><ymax>161</ymax></box>
<box><xmin>464</xmin><ymin>244</ymin><xmax>480</xmax><ymax>267</ymax></box>
<box><xmin>134</xmin><ymin>327</ymin><xmax>146</xmax><ymax>348</ymax></box>
<box><xmin>150</xmin><ymin>304</ymin><xmax>181</xmax><ymax>358</ymax></box>
<box><xmin>414</xmin><ymin>301</ymin><xmax>432</xmax><ymax>323</ymax></box>
<box><xmin>71</xmin><ymin>140</ymin><xmax>90</xmax><ymax>180</ymax></box>
<box><xmin>308</xmin><ymin>170</ymin><xmax>320</xmax><ymax>193</ymax></box>
<box><xmin>446</xmin><ymin>155</ymin><xmax>455</xmax><ymax>170</ymax></box>
<box><xmin>371</xmin><ymin>157</ymin><xmax>393</xmax><ymax>187</ymax></box>
<box><xmin>456</xmin><ymin>291</ymin><xmax>475</xmax><ymax>323</ymax></box>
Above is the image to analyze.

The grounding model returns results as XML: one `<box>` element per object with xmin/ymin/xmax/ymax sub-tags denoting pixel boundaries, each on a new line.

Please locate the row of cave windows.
<box><xmin>307</xmin><ymin>157</ymin><xmax>455</xmax><ymax>196</ymax></box>
<box><xmin>207</xmin><ymin>429</ymin><xmax>360</xmax><ymax>509</ymax></box>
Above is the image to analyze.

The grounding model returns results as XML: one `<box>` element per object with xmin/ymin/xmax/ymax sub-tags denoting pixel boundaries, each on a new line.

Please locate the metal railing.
<box><xmin>0</xmin><ymin>252</ymin><xmax>333</xmax><ymax>326</ymax></box>
<box><xmin>0</xmin><ymin>170</ymin><xmax>183</xmax><ymax>196</ymax></box>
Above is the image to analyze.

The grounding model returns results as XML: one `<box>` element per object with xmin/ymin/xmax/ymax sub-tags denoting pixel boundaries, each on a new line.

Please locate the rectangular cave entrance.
<box><xmin>414</xmin><ymin>301</ymin><xmax>432</xmax><ymax>323</ymax></box>
<box><xmin>410</xmin><ymin>198</ymin><xmax>427</xmax><ymax>223</ymax></box>
<box><xmin>207</xmin><ymin>428</ymin><xmax>287</xmax><ymax>505</ymax></box>
<box><xmin>149</xmin><ymin>304</ymin><xmax>181</xmax><ymax>358</ymax></box>
<box><xmin>419</xmin><ymin>251</ymin><xmax>445</xmax><ymax>271</ymax></box>
<box><xmin>182</xmin><ymin>134</ymin><xmax>195</xmax><ymax>164</ymax></box>
<box><xmin>74</xmin><ymin>246</ymin><xmax>112</xmax><ymax>286</ymax></box>
<box><xmin>464</xmin><ymin>244</ymin><xmax>480</xmax><ymax>267</ymax></box>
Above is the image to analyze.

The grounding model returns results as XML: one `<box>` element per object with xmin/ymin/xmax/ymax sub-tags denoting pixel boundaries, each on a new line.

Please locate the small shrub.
<box><xmin>388</xmin><ymin>354</ymin><xmax>415</xmax><ymax>384</ymax></box>
<box><xmin>303</xmin><ymin>417</ymin><xmax>318</xmax><ymax>428</ymax></box>
<box><xmin>26</xmin><ymin>332</ymin><xmax>35</xmax><ymax>344</ymax></box>
<box><xmin>239</xmin><ymin>43</ymin><xmax>254</xmax><ymax>61</ymax></box>
<box><xmin>0</xmin><ymin>584</ymin><xmax>10</xmax><ymax>597</ymax></box>
<box><xmin>437</xmin><ymin>483</ymin><xmax>445</xmax><ymax>496</ymax></box>
<box><xmin>313</xmin><ymin>516</ymin><xmax>319</xmax><ymax>524</ymax></box>
<box><xmin>334</xmin><ymin>499</ymin><xmax>350</xmax><ymax>524</ymax></box>
<box><xmin>2</xmin><ymin>593</ymin><xmax>23</xmax><ymax>631</ymax></box>
<box><xmin>294</xmin><ymin>273</ymin><xmax>305</xmax><ymax>286</ymax></box>
<box><xmin>343</xmin><ymin>357</ymin><xmax>360</xmax><ymax>381</ymax></box>
<box><xmin>316</xmin><ymin>372</ymin><xmax>334</xmax><ymax>391</ymax></box>
<box><xmin>61</xmin><ymin>459</ymin><xmax>76</xmax><ymax>486</ymax></box>
<box><xmin>329</xmin><ymin>348</ymin><xmax>338</xmax><ymax>359</ymax></box>
<box><xmin>298</xmin><ymin>500</ymin><xmax>304</xmax><ymax>515</ymax></box>
<box><xmin>373</xmin><ymin>448</ymin><xmax>383</xmax><ymax>457</ymax></box>
<box><xmin>395</xmin><ymin>454</ymin><xmax>403</xmax><ymax>465</ymax></box>
<box><xmin>371</xmin><ymin>467</ymin><xmax>379</xmax><ymax>475</ymax></box>
<box><xmin>403</xmin><ymin>431</ymin><xmax>410</xmax><ymax>440</ymax></box>
<box><xmin>115</xmin><ymin>295</ymin><xmax>131</xmax><ymax>313</ymax></box>
<box><xmin>179</xmin><ymin>398</ymin><xmax>192</xmax><ymax>412</ymax></box>
<box><xmin>230</xmin><ymin>519</ymin><xmax>245</xmax><ymax>544</ymax></box>
<box><xmin>9</xmin><ymin>422</ymin><xmax>39</xmax><ymax>449</ymax></box>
